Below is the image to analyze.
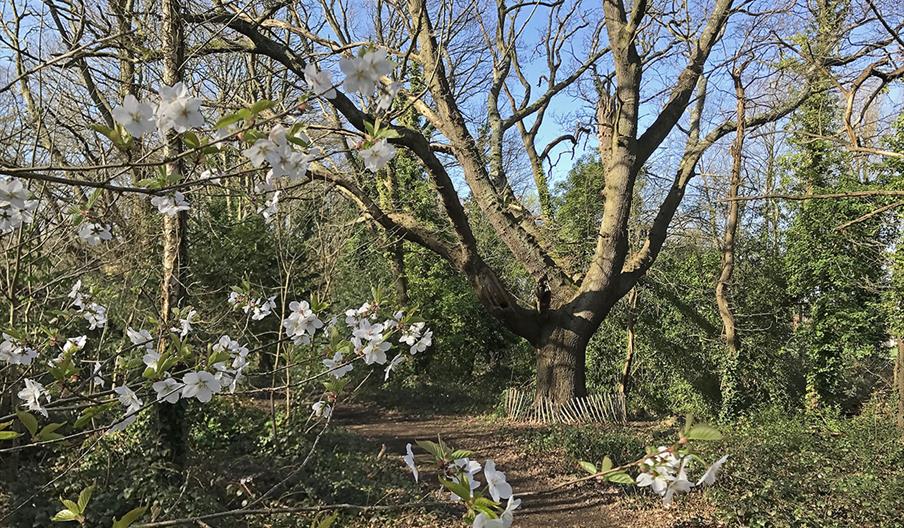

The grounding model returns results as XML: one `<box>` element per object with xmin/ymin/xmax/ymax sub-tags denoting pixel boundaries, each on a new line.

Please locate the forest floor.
<box><xmin>334</xmin><ymin>404</ymin><xmax>720</xmax><ymax>527</ymax></box>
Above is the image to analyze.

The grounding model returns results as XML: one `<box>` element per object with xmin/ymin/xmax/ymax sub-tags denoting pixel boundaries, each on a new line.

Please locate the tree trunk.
<box><xmin>716</xmin><ymin>66</ymin><xmax>746</xmax><ymax>417</ymax></box>
<box><xmin>157</xmin><ymin>0</ymin><xmax>188</xmax><ymax>468</ymax></box>
<box><xmin>618</xmin><ymin>286</ymin><xmax>638</xmax><ymax>401</ymax></box>
<box><xmin>896</xmin><ymin>337</ymin><xmax>904</xmax><ymax>431</ymax></box>
<box><xmin>536</xmin><ymin>324</ymin><xmax>589</xmax><ymax>402</ymax></box>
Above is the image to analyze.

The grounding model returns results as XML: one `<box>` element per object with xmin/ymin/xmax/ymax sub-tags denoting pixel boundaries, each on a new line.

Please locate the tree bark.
<box><xmin>618</xmin><ymin>286</ymin><xmax>638</xmax><ymax>401</ymax></box>
<box><xmin>536</xmin><ymin>324</ymin><xmax>589</xmax><ymax>401</ymax></box>
<box><xmin>158</xmin><ymin>0</ymin><xmax>189</xmax><ymax>468</ymax></box>
<box><xmin>896</xmin><ymin>336</ymin><xmax>904</xmax><ymax>431</ymax></box>
<box><xmin>716</xmin><ymin>66</ymin><xmax>746</xmax><ymax>416</ymax></box>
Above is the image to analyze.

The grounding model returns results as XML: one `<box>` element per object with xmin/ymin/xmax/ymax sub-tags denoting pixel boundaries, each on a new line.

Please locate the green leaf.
<box><xmin>439</xmin><ymin>477</ymin><xmax>472</xmax><ymax>501</ymax></box>
<box><xmin>415</xmin><ymin>439</ymin><xmax>446</xmax><ymax>461</ymax></box>
<box><xmin>0</xmin><ymin>430</ymin><xmax>22</xmax><ymax>440</ymax></box>
<box><xmin>605</xmin><ymin>472</ymin><xmax>635</xmax><ymax>485</ymax></box>
<box><xmin>16</xmin><ymin>411</ymin><xmax>38</xmax><ymax>437</ymax></box>
<box><xmin>579</xmin><ymin>461</ymin><xmax>598</xmax><ymax>475</ymax></box>
<box><xmin>315</xmin><ymin>512</ymin><xmax>339</xmax><ymax>528</ymax></box>
<box><xmin>77</xmin><ymin>484</ymin><xmax>94</xmax><ymax>513</ymax></box>
<box><xmin>112</xmin><ymin>506</ymin><xmax>146</xmax><ymax>528</ymax></box>
<box><xmin>50</xmin><ymin>509</ymin><xmax>79</xmax><ymax>522</ymax></box>
<box><xmin>248</xmin><ymin>99</ymin><xmax>275</xmax><ymax>114</ymax></box>
<box><xmin>37</xmin><ymin>422</ymin><xmax>66</xmax><ymax>442</ymax></box>
<box><xmin>686</xmin><ymin>424</ymin><xmax>723</xmax><ymax>442</ymax></box>
<box><xmin>601</xmin><ymin>456</ymin><xmax>614</xmax><ymax>472</ymax></box>
<box><xmin>0</xmin><ymin>420</ymin><xmax>13</xmax><ymax>430</ymax></box>
<box><xmin>215</xmin><ymin>112</ymin><xmax>246</xmax><ymax>129</ymax></box>
<box><xmin>61</xmin><ymin>499</ymin><xmax>80</xmax><ymax>514</ymax></box>
<box><xmin>450</xmin><ymin>449</ymin><xmax>473</xmax><ymax>460</ymax></box>
<box><xmin>182</xmin><ymin>131</ymin><xmax>201</xmax><ymax>149</ymax></box>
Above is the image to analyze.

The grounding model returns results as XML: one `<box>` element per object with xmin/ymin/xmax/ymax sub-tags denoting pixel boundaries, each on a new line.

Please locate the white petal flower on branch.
<box><xmin>304</xmin><ymin>64</ymin><xmax>337</xmax><ymax>99</ymax></box>
<box><xmin>362</xmin><ymin>338</ymin><xmax>390</xmax><ymax>365</ymax></box>
<box><xmin>172</xmin><ymin>309</ymin><xmax>197</xmax><ymax>338</ymax></box>
<box><xmin>83</xmin><ymin>303</ymin><xmax>107</xmax><ymax>330</ymax></box>
<box><xmin>384</xmin><ymin>353</ymin><xmax>405</xmax><ymax>381</ymax></box>
<box><xmin>18</xmin><ymin>378</ymin><xmax>50</xmax><ymax>417</ymax></box>
<box><xmin>353</xmin><ymin>319</ymin><xmax>384</xmax><ymax>341</ymax></box>
<box><xmin>410</xmin><ymin>329</ymin><xmax>432</xmax><ymax>355</ymax></box>
<box><xmin>62</xmin><ymin>335</ymin><xmax>87</xmax><ymax>354</ymax></box>
<box><xmin>127</xmin><ymin>327</ymin><xmax>155</xmax><ymax>351</ymax></box>
<box><xmin>142</xmin><ymin>350</ymin><xmax>161</xmax><ymax>372</ymax></box>
<box><xmin>113</xmin><ymin>385</ymin><xmax>143</xmax><ymax>414</ymax></box>
<box><xmin>0</xmin><ymin>178</ymin><xmax>38</xmax><ymax>234</ymax></box>
<box><xmin>501</xmin><ymin>496</ymin><xmax>521</xmax><ymax>527</ymax></box>
<box><xmin>282</xmin><ymin>300</ymin><xmax>324</xmax><ymax>339</ymax></box>
<box><xmin>150</xmin><ymin>192</ymin><xmax>190</xmax><ymax>216</ymax></box>
<box><xmin>403</xmin><ymin>443</ymin><xmax>418</xmax><ymax>482</ymax></box>
<box><xmin>153</xmin><ymin>377</ymin><xmax>184</xmax><ymax>404</ymax></box>
<box><xmin>157</xmin><ymin>82</ymin><xmax>204</xmax><ymax>133</ymax></box>
<box><xmin>243</xmin><ymin>139</ymin><xmax>278</xmax><ymax>168</ymax></box>
<box><xmin>181</xmin><ymin>371</ymin><xmax>221</xmax><ymax>403</ymax></box>
<box><xmin>484</xmin><ymin>459</ymin><xmax>513</xmax><ymax>502</ymax></box>
<box><xmin>77</xmin><ymin>222</ymin><xmax>113</xmax><ymax>246</ymax></box>
<box><xmin>112</xmin><ymin>94</ymin><xmax>156</xmax><ymax>137</ymax></box>
<box><xmin>311</xmin><ymin>400</ymin><xmax>332</xmax><ymax>419</ymax></box>
<box><xmin>0</xmin><ymin>333</ymin><xmax>38</xmax><ymax>365</ymax></box>
<box><xmin>89</xmin><ymin>361</ymin><xmax>105</xmax><ymax>388</ymax></box>
<box><xmin>360</xmin><ymin>139</ymin><xmax>396</xmax><ymax>172</ymax></box>
<box><xmin>697</xmin><ymin>454</ymin><xmax>729</xmax><ymax>486</ymax></box>
<box><xmin>472</xmin><ymin>514</ymin><xmax>504</xmax><ymax>528</ymax></box>
<box><xmin>323</xmin><ymin>351</ymin><xmax>353</xmax><ymax>379</ymax></box>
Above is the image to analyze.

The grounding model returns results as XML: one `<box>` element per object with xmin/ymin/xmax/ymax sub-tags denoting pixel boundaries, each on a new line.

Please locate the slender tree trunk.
<box><xmin>618</xmin><ymin>286</ymin><xmax>638</xmax><ymax>401</ymax></box>
<box><xmin>716</xmin><ymin>67</ymin><xmax>746</xmax><ymax>416</ymax></box>
<box><xmin>157</xmin><ymin>0</ymin><xmax>189</xmax><ymax>467</ymax></box>
<box><xmin>896</xmin><ymin>337</ymin><xmax>904</xmax><ymax>431</ymax></box>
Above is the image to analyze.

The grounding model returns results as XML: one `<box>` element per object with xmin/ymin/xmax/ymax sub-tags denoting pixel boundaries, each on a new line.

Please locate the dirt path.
<box><xmin>335</xmin><ymin>406</ymin><xmax>710</xmax><ymax>528</ymax></box>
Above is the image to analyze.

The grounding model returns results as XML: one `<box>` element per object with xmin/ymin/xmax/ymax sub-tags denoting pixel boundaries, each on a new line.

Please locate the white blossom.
<box><xmin>384</xmin><ymin>354</ymin><xmax>405</xmax><ymax>380</ymax></box>
<box><xmin>403</xmin><ymin>443</ymin><xmax>418</xmax><ymax>482</ymax></box>
<box><xmin>323</xmin><ymin>351</ymin><xmax>353</xmax><ymax>379</ymax></box>
<box><xmin>127</xmin><ymin>327</ymin><xmax>155</xmax><ymax>351</ymax></box>
<box><xmin>113</xmin><ymin>385</ymin><xmax>142</xmax><ymax>414</ymax></box>
<box><xmin>362</xmin><ymin>337</ymin><xmax>390</xmax><ymax>365</ymax></box>
<box><xmin>311</xmin><ymin>400</ymin><xmax>332</xmax><ymax>419</ymax></box>
<box><xmin>0</xmin><ymin>333</ymin><xmax>38</xmax><ymax>365</ymax></box>
<box><xmin>62</xmin><ymin>335</ymin><xmax>87</xmax><ymax>355</ymax></box>
<box><xmin>151</xmin><ymin>192</ymin><xmax>190</xmax><ymax>216</ymax></box>
<box><xmin>0</xmin><ymin>178</ymin><xmax>38</xmax><ymax>234</ymax></box>
<box><xmin>697</xmin><ymin>454</ymin><xmax>729</xmax><ymax>487</ymax></box>
<box><xmin>283</xmin><ymin>301</ymin><xmax>324</xmax><ymax>339</ymax></box>
<box><xmin>112</xmin><ymin>94</ymin><xmax>156</xmax><ymax>137</ymax></box>
<box><xmin>78</xmin><ymin>222</ymin><xmax>113</xmax><ymax>246</ymax></box>
<box><xmin>83</xmin><ymin>302</ymin><xmax>107</xmax><ymax>330</ymax></box>
<box><xmin>360</xmin><ymin>139</ymin><xmax>396</xmax><ymax>171</ymax></box>
<box><xmin>172</xmin><ymin>309</ymin><xmax>197</xmax><ymax>338</ymax></box>
<box><xmin>157</xmin><ymin>82</ymin><xmax>204</xmax><ymax>133</ymax></box>
<box><xmin>18</xmin><ymin>378</ymin><xmax>50</xmax><ymax>417</ymax></box>
<box><xmin>182</xmin><ymin>371</ymin><xmax>221</xmax><ymax>403</ymax></box>
<box><xmin>484</xmin><ymin>459</ymin><xmax>513</xmax><ymax>502</ymax></box>
<box><xmin>304</xmin><ymin>64</ymin><xmax>337</xmax><ymax>99</ymax></box>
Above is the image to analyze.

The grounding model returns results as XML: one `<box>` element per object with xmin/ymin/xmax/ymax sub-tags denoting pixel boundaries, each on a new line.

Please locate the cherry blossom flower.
<box><xmin>283</xmin><ymin>301</ymin><xmax>324</xmax><ymax>339</ymax></box>
<box><xmin>18</xmin><ymin>378</ymin><xmax>50</xmax><ymax>417</ymax></box>
<box><xmin>403</xmin><ymin>443</ymin><xmax>418</xmax><ymax>482</ymax></box>
<box><xmin>312</xmin><ymin>400</ymin><xmax>332</xmax><ymax>419</ymax></box>
<box><xmin>636</xmin><ymin>446</ymin><xmax>681</xmax><ymax>496</ymax></box>
<box><xmin>472</xmin><ymin>514</ymin><xmax>504</xmax><ymax>528</ymax></box>
<box><xmin>450</xmin><ymin>458</ymin><xmax>481</xmax><ymax>501</ymax></box>
<box><xmin>0</xmin><ymin>178</ymin><xmax>38</xmax><ymax>234</ymax></box>
<box><xmin>151</xmin><ymin>192</ymin><xmax>190</xmax><ymax>216</ymax></box>
<box><xmin>114</xmin><ymin>385</ymin><xmax>142</xmax><ymax>414</ymax></box>
<box><xmin>410</xmin><ymin>329</ymin><xmax>432</xmax><ymax>355</ymax></box>
<box><xmin>384</xmin><ymin>354</ymin><xmax>405</xmax><ymax>380</ymax></box>
<box><xmin>0</xmin><ymin>333</ymin><xmax>38</xmax><ymax>365</ymax></box>
<box><xmin>157</xmin><ymin>82</ymin><xmax>204</xmax><ymax>133</ymax></box>
<box><xmin>77</xmin><ymin>222</ymin><xmax>113</xmax><ymax>246</ymax></box>
<box><xmin>181</xmin><ymin>371</ymin><xmax>221</xmax><ymax>403</ymax></box>
<box><xmin>243</xmin><ymin>139</ymin><xmax>278</xmax><ymax>168</ymax></box>
<box><xmin>662</xmin><ymin>463</ymin><xmax>694</xmax><ymax>507</ymax></box>
<box><xmin>362</xmin><ymin>337</ymin><xmax>390</xmax><ymax>365</ymax></box>
<box><xmin>83</xmin><ymin>302</ymin><xmax>107</xmax><ymax>330</ymax></box>
<box><xmin>360</xmin><ymin>139</ymin><xmax>396</xmax><ymax>171</ymax></box>
<box><xmin>323</xmin><ymin>351</ymin><xmax>353</xmax><ymax>379</ymax></box>
<box><xmin>142</xmin><ymin>350</ymin><xmax>161</xmax><ymax>372</ymax></box>
<box><xmin>376</xmin><ymin>81</ymin><xmax>404</xmax><ymax>112</ymax></box>
<box><xmin>249</xmin><ymin>296</ymin><xmax>277</xmax><ymax>320</ymax></box>
<box><xmin>62</xmin><ymin>335</ymin><xmax>87</xmax><ymax>355</ymax></box>
<box><xmin>258</xmin><ymin>192</ymin><xmax>280</xmax><ymax>224</ymax></box>
<box><xmin>353</xmin><ymin>319</ymin><xmax>384</xmax><ymax>341</ymax></box>
<box><xmin>484</xmin><ymin>459</ymin><xmax>513</xmax><ymax>502</ymax></box>
<box><xmin>697</xmin><ymin>454</ymin><xmax>729</xmax><ymax>486</ymax></box>
<box><xmin>172</xmin><ymin>309</ymin><xmax>197</xmax><ymax>338</ymax></box>
<box><xmin>112</xmin><ymin>94</ymin><xmax>156</xmax><ymax>137</ymax></box>
<box><xmin>89</xmin><ymin>361</ymin><xmax>105</xmax><ymax>388</ymax></box>
<box><xmin>304</xmin><ymin>64</ymin><xmax>337</xmax><ymax>99</ymax></box>
<box><xmin>501</xmin><ymin>496</ymin><xmax>521</xmax><ymax>527</ymax></box>
<box><xmin>68</xmin><ymin>280</ymin><xmax>84</xmax><ymax>309</ymax></box>
<box><xmin>127</xmin><ymin>327</ymin><xmax>155</xmax><ymax>351</ymax></box>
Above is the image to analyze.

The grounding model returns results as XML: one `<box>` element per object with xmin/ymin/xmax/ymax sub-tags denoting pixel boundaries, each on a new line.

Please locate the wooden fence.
<box><xmin>502</xmin><ymin>388</ymin><xmax>626</xmax><ymax>424</ymax></box>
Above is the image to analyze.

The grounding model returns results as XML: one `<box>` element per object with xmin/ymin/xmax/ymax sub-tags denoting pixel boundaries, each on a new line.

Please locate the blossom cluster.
<box><xmin>403</xmin><ymin>441</ymin><xmax>521</xmax><ymax>527</ymax></box>
<box><xmin>0</xmin><ymin>178</ymin><xmax>37</xmax><ymax>234</ymax></box>
<box><xmin>636</xmin><ymin>447</ymin><xmax>729</xmax><ymax>506</ymax></box>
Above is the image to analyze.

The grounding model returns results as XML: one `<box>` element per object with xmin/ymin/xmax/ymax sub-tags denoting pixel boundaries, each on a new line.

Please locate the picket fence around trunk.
<box><xmin>502</xmin><ymin>387</ymin><xmax>626</xmax><ymax>424</ymax></box>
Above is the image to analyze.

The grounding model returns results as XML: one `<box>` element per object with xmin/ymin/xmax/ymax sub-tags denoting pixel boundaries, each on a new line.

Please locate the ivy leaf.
<box><xmin>686</xmin><ymin>424</ymin><xmax>723</xmax><ymax>441</ymax></box>
<box><xmin>578</xmin><ymin>461</ymin><xmax>597</xmax><ymax>475</ymax></box>
<box><xmin>112</xmin><ymin>506</ymin><xmax>146</xmax><ymax>528</ymax></box>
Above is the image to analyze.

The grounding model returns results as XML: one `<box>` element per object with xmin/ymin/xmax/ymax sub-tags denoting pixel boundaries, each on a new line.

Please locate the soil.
<box><xmin>334</xmin><ymin>405</ymin><xmax>721</xmax><ymax>528</ymax></box>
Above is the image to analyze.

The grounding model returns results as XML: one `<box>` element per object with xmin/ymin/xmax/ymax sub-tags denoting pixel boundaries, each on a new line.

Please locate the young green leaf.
<box><xmin>579</xmin><ymin>461</ymin><xmax>598</xmax><ymax>475</ymax></box>
<box><xmin>605</xmin><ymin>472</ymin><xmax>635</xmax><ymax>485</ymax></box>
<box><xmin>112</xmin><ymin>506</ymin><xmax>147</xmax><ymax>528</ymax></box>
<box><xmin>600</xmin><ymin>455</ymin><xmax>614</xmax><ymax>472</ymax></box>
<box><xmin>16</xmin><ymin>411</ymin><xmax>38</xmax><ymax>437</ymax></box>
<box><xmin>77</xmin><ymin>484</ymin><xmax>94</xmax><ymax>513</ymax></box>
